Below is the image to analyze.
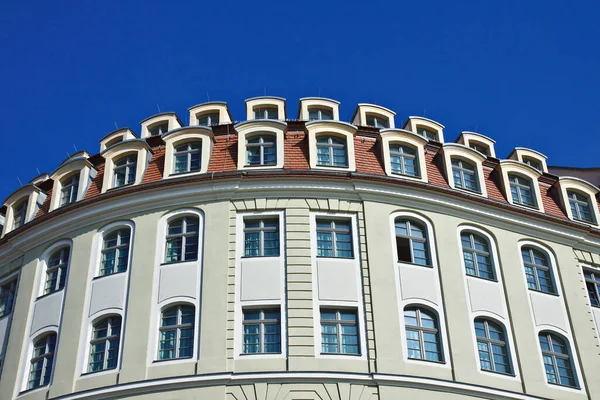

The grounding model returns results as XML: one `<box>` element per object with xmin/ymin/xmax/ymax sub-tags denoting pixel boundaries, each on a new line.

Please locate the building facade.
<box><xmin>1</xmin><ymin>97</ymin><xmax>600</xmax><ymax>400</ymax></box>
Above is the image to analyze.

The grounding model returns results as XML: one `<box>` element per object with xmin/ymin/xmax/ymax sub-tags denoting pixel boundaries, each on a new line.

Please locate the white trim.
<box><xmin>577</xmin><ymin>263</ymin><xmax>600</xmax><ymax>346</ymax></box>
<box><xmin>18</xmin><ymin>325</ymin><xmax>59</xmax><ymax>394</ymax></box>
<box><xmin>34</xmin><ymin>240</ymin><xmax>73</xmax><ymax>300</ymax></box>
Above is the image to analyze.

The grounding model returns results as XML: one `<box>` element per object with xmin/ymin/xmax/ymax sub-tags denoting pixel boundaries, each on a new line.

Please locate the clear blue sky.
<box><xmin>1</xmin><ymin>0</ymin><xmax>599</xmax><ymax>202</ymax></box>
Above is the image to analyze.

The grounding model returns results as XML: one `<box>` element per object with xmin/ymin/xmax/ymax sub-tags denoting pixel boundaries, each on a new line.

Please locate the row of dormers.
<box><xmin>1</xmin><ymin>98</ymin><xmax>597</xmax><ymax>239</ymax></box>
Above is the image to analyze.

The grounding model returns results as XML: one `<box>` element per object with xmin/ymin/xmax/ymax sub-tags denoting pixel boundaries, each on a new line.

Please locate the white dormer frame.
<box><xmin>403</xmin><ymin>117</ymin><xmax>445</xmax><ymax>143</ymax></box>
<box><xmin>140</xmin><ymin>113</ymin><xmax>183</xmax><ymax>138</ymax></box>
<box><xmin>188</xmin><ymin>102</ymin><xmax>233</xmax><ymax>126</ymax></box>
<box><xmin>306</xmin><ymin>120</ymin><xmax>357</xmax><ymax>172</ymax></box>
<box><xmin>99</xmin><ymin>128</ymin><xmax>138</xmax><ymax>152</ymax></box>
<box><xmin>162</xmin><ymin>127</ymin><xmax>214</xmax><ymax>179</ymax></box>
<box><xmin>236</xmin><ymin>120</ymin><xmax>286</xmax><ymax>170</ymax></box>
<box><xmin>508</xmin><ymin>148</ymin><xmax>548</xmax><ymax>173</ymax></box>
<box><xmin>2</xmin><ymin>185</ymin><xmax>46</xmax><ymax>237</ymax></box>
<box><xmin>351</xmin><ymin>104</ymin><xmax>396</xmax><ymax>128</ymax></box>
<box><xmin>298</xmin><ymin>97</ymin><xmax>340</xmax><ymax>121</ymax></box>
<box><xmin>100</xmin><ymin>140</ymin><xmax>152</xmax><ymax>193</ymax></box>
<box><xmin>49</xmin><ymin>153</ymin><xmax>96</xmax><ymax>211</ymax></box>
<box><xmin>555</xmin><ymin>177</ymin><xmax>600</xmax><ymax>226</ymax></box>
<box><xmin>245</xmin><ymin>97</ymin><xmax>286</xmax><ymax>121</ymax></box>
<box><xmin>497</xmin><ymin>160</ymin><xmax>544</xmax><ymax>212</ymax></box>
<box><xmin>379</xmin><ymin>129</ymin><xmax>428</xmax><ymax>183</ymax></box>
<box><xmin>457</xmin><ymin>131</ymin><xmax>496</xmax><ymax>158</ymax></box>
<box><xmin>440</xmin><ymin>144</ymin><xmax>488</xmax><ymax>197</ymax></box>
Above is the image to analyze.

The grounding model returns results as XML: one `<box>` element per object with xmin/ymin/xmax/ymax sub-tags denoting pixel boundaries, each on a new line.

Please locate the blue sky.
<box><xmin>1</xmin><ymin>0</ymin><xmax>599</xmax><ymax>202</ymax></box>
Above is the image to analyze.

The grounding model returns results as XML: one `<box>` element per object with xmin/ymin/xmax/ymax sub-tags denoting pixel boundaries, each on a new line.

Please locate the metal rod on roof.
<box><xmin>157</xmin><ymin>104</ymin><xmax>161</xmax><ymax>113</ymax></box>
<box><xmin>207</xmin><ymin>92</ymin><xmax>210</xmax><ymax>102</ymax></box>
<box><xmin>16</xmin><ymin>177</ymin><xmax>23</xmax><ymax>186</ymax></box>
<box><xmin>114</xmin><ymin>121</ymin><xmax>118</xmax><ymax>129</ymax></box>
<box><xmin>36</xmin><ymin>168</ymin><xmax>41</xmax><ymax>175</ymax></box>
<box><xmin>73</xmin><ymin>144</ymin><xmax>78</xmax><ymax>152</ymax></box>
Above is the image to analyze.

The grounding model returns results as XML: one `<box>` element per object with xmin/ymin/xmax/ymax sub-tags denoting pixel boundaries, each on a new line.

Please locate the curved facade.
<box><xmin>1</xmin><ymin>97</ymin><xmax>600</xmax><ymax>400</ymax></box>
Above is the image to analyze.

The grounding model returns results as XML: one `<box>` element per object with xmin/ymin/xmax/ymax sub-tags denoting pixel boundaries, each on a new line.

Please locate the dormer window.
<box><xmin>390</xmin><ymin>145</ymin><xmax>418</xmax><ymax>177</ymax></box>
<box><xmin>149</xmin><ymin>123</ymin><xmax>169</xmax><ymax>136</ymax></box>
<box><xmin>469</xmin><ymin>142</ymin><xmax>489</xmax><ymax>156</ymax></box>
<box><xmin>114</xmin><ymin>155</ymin><xmax>137</xmax><ymax>187</ymax></box>
<box><xmin>60</xmin><ymin>174</ymin><xmax>79</xmax><ymax>206</ymax></box>
<box><xmin>13</xmin><ymin>199</ymin><xmax>27</xmax><ymax>229</ymax></box>
<box><xmin>568</xmin><ymin>191</ymin><xmax>594</xmax><ymax>223</ymax></box>
<box><xmin>174</xmin><ymin>142</ymin><xmax>201</xmax><ymax>174</ymax></box>
<box><xmin>104</xmin><ymin>137</ymin><xmax>123</xmax><ymax>148</ymax></box>
<box><xmin>366</xmin><ymin>113</ymin><xmax>389</xmax><ymax>129</ymax></box>
<box><xmin>197</xmin><ymin>112</ymin><xmax>219</xmax><ymax>127</ymax></box>
<box><xmin>254</xmin><ymin>107</ymin><xmax>278</xmax><ymax>120</ymax></box>
<box><xmin>523</xmin><ymin>157</ymin><xmax>542</xmax><ymax>171</ymax></box>
<box><xmin>308</xmin><ymin>107</ymin><xmax>333</xmax><ymax>121</ymax></box>
<box><xmin>316</xmin><ymin>136</ymin><xmax>347</xmax><ymax>167</ymax></box>
<box><xmin>509</xmin><ymin>175</ymin><xmax>535</xmax><ymax>207</ymax></box>
<box><xmin>247</xmin><ymin>135</ymin><xmax>276</xmax><ymax>166</ymax></box>
<box><xmin>418</xmin><ymin>127</ymin><xmax>438</xmax><ymax>141</ymax></box>
<box><xmin>452</xmin><ymin>159</ymin><xmax>479</xmax><ymax>192</ymax></box>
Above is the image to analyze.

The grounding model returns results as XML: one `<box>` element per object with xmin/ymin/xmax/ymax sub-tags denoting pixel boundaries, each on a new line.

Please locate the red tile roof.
<box><xmin>142</xmin><ymin>146</ymin><xmax>165</xmax><ymax>184</ymax></box>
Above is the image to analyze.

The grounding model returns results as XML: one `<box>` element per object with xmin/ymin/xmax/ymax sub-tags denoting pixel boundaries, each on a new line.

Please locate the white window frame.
<box><xmin>306</xmin><ymin>121</ymin><xmax>357</xmax><ymax>172</ymax></box>
<box><xmin>100</xmin><ymin>140</ymin><xmax>151</xmax><ymax>193</ymax></box>
<box><xmin>236</xmin><ymin>120</ymin><xmax>285</xmax><ymax>170</ymax></box>
<box><xmin>162</xmin><ymin>127</ymin><xmax>213</xmax><ymax>179</ymax></box>
<box><xmin>86</xmin><ymin>315</ymin><xmax>122</xmax><ymax>373</ymax></box>
<box><xmin>173</xmin><ymin>141</ymin><xmax>202</xmax><ymax>174</ymax></box>
<box><xmin>380</xmin><ymin>130</ymin><xmax>428</xmax><ymax>182</ymax></box>
<box><xmin>298</xmin><ymin>97</ymin><xmax>340</xmax><ymax>121</ymax></box>
<box><xmin>497</xmin><ymin>161</ymin><xmax>544</xmax><ymax>212</ymax></box>
<box><xmin>241</xmin><ymin>307</ymin><xmax>282</xmax><ymax>355</ymax></box>
<box><xmin>537</xmin><ymin>330</ymin><xmax>580</xmax><ymax>389</ymax></box>
<box><xmin>157</xmin><ymin>303</ymin><xmax>196</xmax><ymax>360</ymax></box>
<box><xmin>403</xmin><ymin>117</ymin><xmax>445</xmax><ymax>143</ymax></box>
<box><xmin>441</xmin><ymin>144</ymin><xmax>488</xmax><ymax>197</ymax></box>
<box><xmin>555</xmin><ymin>177</ymin><xmax>600</xmax><ymax>226</ymax></box>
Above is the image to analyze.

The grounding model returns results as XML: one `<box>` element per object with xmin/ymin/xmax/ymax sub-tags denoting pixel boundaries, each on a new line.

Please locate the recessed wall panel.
<box><xmin>240</xmin><ymin>258</ymin><xmax>281</xmax><ymax>301</ymax></box>
<box><xmin>317</xmin><ymin>259</ymin><xmax>358</xmax><ymax>301</ymax></box>
<box><xmin>30</xmin><ymin>291</ymin><xmax>64</xmax><ymax>335</ymax></box>
<box><xmin>89</xmin><ymin>273</ymin><xmax>127</xmax><ymax>317</ymax></box>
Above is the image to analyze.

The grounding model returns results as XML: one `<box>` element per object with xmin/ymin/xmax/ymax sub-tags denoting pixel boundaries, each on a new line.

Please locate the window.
<box><xmin>45</xmin><ymin>247</ymin><xmax>69</xmax><ymax>295</ymax></box>
<box><xmin>568</xmin><ymin>191</ymin><xmax>593</xmax><ymax>223</ymax></box>
<box><xmin>523</xmin><ymin>157</ymin><xmax>542</xmax><ymax>171</ymax></box>
<box><xmin>395</xmin><ymin>219</ymin><xmax>429</xmax><ymax>266</ymax></box>
<box><xmin>113</xmin><ymin>154</ymin><xmax>137</xmax><ymax>187</ymax></box>
<box><xmin>244</xmin><ymin>218</ymin><xmax>279</xmax><ymax>257</ymax></box>
<box><xmin>509</xmin><ymin>175</ymin><xmax>536</xmax><ymax>207</ymax></box>
<box><xmin>470</xmin><ymin>142</ymin><xmax>489</xmax><ymax>156</ymax></box>
<box><xmin>316</xmin><ymin>219</ymin><xmax>353</xmax><ymax>258</ymax></box>
<box><xmin>197</xmin><ymin>112</ymin><xmax>219</xmax><ymax>127</ymax></box>
<box><xmin>165</xmin><ymin>216</ymin><xmax>199</xmax><ymax>263</ymax></box>
<box><xmin>404</xmin><ymin>307</ymin><xmax>442</xmax><ymax>362</ymax></box>
<box><xmin>149</xmin><ymin>123</ymin><xmax>169</xmax><ymax>136</ymax></box>
<box><xmin>539</xmin><ymin>332</ymin><xmax>577</xmax><ymax>387</ymax></box>
<box><xmin>475</xmin><ymin>319</ymin><xmax>511</xmax><ymax>374</ymax></box>
<box><xmin>417</xmin><ymin>127</ymin><xmax>438</xmax><ymax>141</ymax></box>
<box><xmin>100</xmin><ymin>229</ymin><xmax>130</xmax><ymax>276</ymax></box>
<box><xmin>522</xmin><ymin>247</ymin><xmax>556</xmax><ymax>294</ymax></box>
<box><xmin>28</xmin><ymin>334</ymin><xmax>56</xmax><ymax>389</ymax></box>
<box><xmin>88</xmin><ymin>316</ymin><xmax>121</xmax><ymax>372</ymax></box>
<box><xmin>242</xmin><ymin>309</ymin><xmax>281</xmax><ymax>354</ymax></box>
<box><xmin>159</xmin><ymin>305</ymin><xmax>195</xmax><ymax>360</ymax></box>
<box><xmin>366</xmin><ymin>114</ymin><xmax>389</xmax><ymax>128</ymax></box>
<box><xmin>173</xmin><ymin>142</ymin><xmax>201</xmax><ymax>174</ymax></box>
<box><xmin>390</xmin><ymin>145</ymin><xmax>419</xmax><ymax>177</ymax></box>
<box><xmin>452</xmin><ymin>159</ymin><xmax>479</xmax><ymax>192</ymax></box>
<box><xmin>0</xmin><ymin>279</ymin><xmax>17</xmax><ymax>318</ymax></box>
<box><xmin>13</xmin><ymin>199</ymin><xmax>27</xmax><ymax>229</ymax></box>
<box><xmin>461</xmin><ymin>232</ymin><xmax>494</xmax><ymax>279</ymax></box>
<box><xmin>320</xmin><ymin>309</ymin><xmax>359</xmax><ymax>355</ymax></box>
<box><xmin>584</xmin><ymin>270</ymin><xmax>600</xmax><ymax>307</ymax></box>
<box><xmin>254</xmin><ymin>107</ymin><xmax>278</xmax><ymax>120</ymax></box>
<box><xmin>308</xmin><ymin>107</ymin><xmax>333</xmax><ymax>121</ymax></box>
<box><xmin>60</xmin><ymin>174</ymin><xmax>79</xmax><ymax>206</ymax></box>
<box><xmin>316</xmin><ymin>136</ymin><xmax>347</xmax><ymax>167</ymax></box>
<box><xmin>246</xmin><ymin>136</ymin><xmax>276</xmax><ymax>166</ymax></box>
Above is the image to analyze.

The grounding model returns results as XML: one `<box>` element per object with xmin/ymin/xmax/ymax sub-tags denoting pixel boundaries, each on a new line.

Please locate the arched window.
<box><xmin>246</xmin><ymin>135</ymin><xmax>276</xmax><ymax>166</ymax></box>
<box><xmin>366</xmin><ymin>113</ymin><xmax>389</xmax><ymax>128</ymax></box>
<box><xmin>60</xmin><ymin>173</ymin><xmax>79</xmax><ymax>206</ymax></box>
<box><xmin>196</xmin><ymin>112</ymin><xmax>219</xmax><ymax>127</ymax></box>
<box><xmin>13</xmin><ymin>198</ymin><xmax>28</xmax><ymax>229</ymax></box>
<box><xmin>452</xmin><ymin>158</ymin><xmax>479</xmax><ymax>192</ymax></box>
<box><xmin>390</xmin><ymin>144</ymin><xmax>419</xmax><ymax>177</ymax></box>
<box><xmin>316</xmin><ymin>136</ymin><xmax>347</xmax><ymax>167</ymax></box>
<box><xmin>165</xmin><ymin>216</ymin><xmax>199</xmax><ymax>263</ymax></box>
<box><xmin>417</xmin><ymin>126</ymin><xmax>438</xmax><ymax>141</ymax></box>
<box><xmin>173</xmin><ymin>142</ymin><xmax>201</xmax><ymax>174</ymax></box>
<box><xmin>509</xmin><ymin>174</ymin><xmax>535</xmax><ymax>207</ymax></box>
<box><xmin>521</xmin><ymin>247</ymin><xmax>556</xmax><ymax>294</ymax></box>
<box><xmin>539</xmin><ymin>332</ymin><xmax>577</xmax><ymax>387</ymax></box>
<box><xmin>404</xmin><ymin>306</ymin><xmax>442</xmax><ymax>362</ymax></box>
<box><xmin>568</xmin><ymin>191</ymin><xmax>593</xmax><ymax>223</ymax></box>
<box><xmin>28</xmin><ymin>333</ymin><xmax>56</xmax><ymax>389</ymax></box>
<box><xmin>100</xmin><ymin>229</ymin><xmax>131</xmax><ymax>276</ymax></box>
<box><xmin>474</xmin><ymin>318</ymin><xmax>511</xmax><ymax>374</ymax></box>
<box><xmin>395</xmin><ymin>219</ymin><xmax>430</xmax><ymax>266</ymax></box>
<box><xmin>461</xmin><ymin>232</ymin><xmax>494</xmax><ymax>280</ymax></box>
<box><xmin>308</xmin><ymin>107</ymin><xmax>333</xmax><ymax>121</ymax></box>
<box><xmin>45</xmin><ymin>247</ymin><xmax>69</xmax><ymax>295</ymax></box>
<box><xmin>88</xmin><ymin>316</ymin><xmax>121</xmax><ymax>372</ymax></box>
<box><xmin>113</xmin><ymin>154</ymin><xmax>137</xmax><ymax>187</ymax></box>
<box><xmin>159</xmin><ymin>305</ymin><xmax>195</xmax><ymax>360</ymax></box>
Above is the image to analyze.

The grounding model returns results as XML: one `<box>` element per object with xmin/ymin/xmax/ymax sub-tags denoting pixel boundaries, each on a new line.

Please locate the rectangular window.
<box><xmin>585</xmin><ymin>270</ymin><xmax>600</xmax><ymax>307</ymax></box>
<box><xmin>320</xmin><ymin>309</ymin><xmax>359</xmax><ymax>355</ymax></box>
<box><xmin>509</xmin><ymin>175</ymin><xmax>535</xmax><ymax>207</ymax></box>
<box><xmin>149</xmin><ymin>123</ymin><xmax>169</xmax><ymax>136</ymax></box>
<box><xmin>0</xmin><ymin>279</ymin><xmax>17</xmax><ymax>318</ymax></box>
<box><xmin>60</xmin><ymin>174</ymin><xmax>79</xmax><ymax>206</ymax></box>
<box><xmin>197</xmin><ymin>112</ymin><xmax>219</xmax><ymax>126</ymax></box>
<box><xmin>254</xmin><ymin>107</ymin><xmax>278</xmax><ymax>120</ymax></box>
<box><xmin>316</xmin><ymin>219</ymin><xmax>353</xmax><ymax>258</ymax></box>
<box><xmin>243</xmin><ymin>218</ymin><xmax>280</xmax><ymax>257</ymax></box>
<box><xmin>242</xmin><ymin>308</ymin><xmax>281</xmax><ymax>354</ymax></box>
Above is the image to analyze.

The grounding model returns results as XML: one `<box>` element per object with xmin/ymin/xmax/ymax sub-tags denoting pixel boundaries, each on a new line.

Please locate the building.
<box><xmin>0</xmin><ymin>96</ymin><xmax>599</xmax><ymax>400</ymax></box>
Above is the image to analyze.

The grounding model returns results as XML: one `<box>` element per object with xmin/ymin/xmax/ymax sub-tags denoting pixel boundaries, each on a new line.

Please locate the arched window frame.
<box><xmin>98</xmin><ymin>226</ymin><xmax>133</xmax><ymax>277</ymax></box>
<box><xmin>154</xmin><ymin>301</ymin><xmax>198</xmax><ymax>361</ymax></box>
<box><xmin>457</xmin><ymin>131</ymin><xmax>496</xmax><ymax>158</ymax></box>
<box><xmin>245</xmin><ymin>96</ymin><xmax>286</xmax><ymax>121</ymax></box>
<box><xmin>100</xmin><ymin>140</ymin><xmax>152</xmax><ymax>193</ymax></box>
<box><xmin>508</xmin><ymin>147</ymin><xmax>548</xmax><ymax>173</ymax></box>
<box><xmin>403</xmin><ymin>116</ymin><xmax>445</xmax><ymax>143</ymax></box>
<box><xmin>156</xmin><ymin>209</ymin><xmax>204</xmax><ymax>268</ymax></box>
<box><xmin>140</xmin><ymin>112</ymin><xmax>183</xmax><ymax>138</ymax></box>
<box><xmin>236</xmin><ymin>120</ymin><xmax>285</xmax><ymax>170</ymax></box>
<box><xmin>188</xmin><ymin>102</ymin><xmax>232</xmax><ymax>126</ymax></box>
<box><xmin>441</xmin><ymin>144</ymin><xmax>488</xmax><ymax>197</ymax></box>
<box><xmin>49</xmin><ymin>153</ymin><xmax>95</xmax><ymax>211</ymax></box>
<box><xmin>99</xmin><ymin>127</ymin><xmax>137</xmax><ymax>152</ymax></box>
<box><xmin>2</xmin><ymin>184</ymin><xmax>47</xmax><ymax>236</ymax></box>
<box><xmin>380</xmin><ymin>130</ymin><xmax>428</xmax><ymax>183</ymax></box>
<box><xmin>36</xmin><ymin>240</ymin><xmax>72</xmax><ymax>299</ymax></box>
<box><xmin>306</xmin><ymin>120</ymin><xmax>357</xmax><ymax>172</ymax></box>
<box><xmin>402</xmin><ymin>304</ymin><xmax>445</xmax><ymax>363</ymax></box>
<box><xmin>537</xmin><ymin>329</ymin><xmax>580</xmax><ymax>389</ymax></box>
<box><xmin>394</xmin><ymin>218</ymin><xmax>432</xmax><ymax>267</ymax></box>
<box><xmin>458</xmin><ymin>227</ymin><xmax>498</xmax><ymax>281</ymax></box>
<box><xmin>351</xmin><ymin>103</ymin><xmax>396</xmax><ymax>129</ymax></box>
<box><xmin>162</xmin><ymin>127</ymin><xmax>213</xmax><ymax>179</ymax></box>
<box><xmin>518</xmin><ymin>242</ymin><xmax>560</xmax><ymax>296</ymax></box>
<box><xmin>298</xmin><ymin>97</ymin><xmax>340</xmax><ymax>121</ymax></box>
<box><xmin>473</xmin><ymin>317</ymin><xmax>513</xmax><ymax>375</ymax></box>
<box><xmin>85</xmin><ymin>314</ymin><xmax>123</xmax><ymax>374</ymax></box>
<box><xmin>25</xmin><ymin>330</ymin><xmax>57</xmax><ymax>391</ymax></box>
<box><xmin>497</xmin><ymin>160</ymin><xmax>544</xmax><ymax>212</ymax></box>
<box><xmin>554</xmin><ymin>177</ymin><xmax>600</xmax><ymax>226</ymax></box>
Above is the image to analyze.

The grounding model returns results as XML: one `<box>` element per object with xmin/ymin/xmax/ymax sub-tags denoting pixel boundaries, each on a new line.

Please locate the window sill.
<box><xmin>391</xmin><ymin>172</ymin><xmax>421</xmax><ymax>180</ymax></box>
<box><xmin>466</xmin><ymin>274</ymin><xmax>498</xmax><ymax>283</ymax></box>
<box><xmin>548</xmin><ymin>382</ymin><xmax>581</xmax><ymax>390</ymax></box>
<box><xmin>480</xmin><ymin>368</ymin><xmax>516</xmax><ymax>377</ymax></box>
<box><xmin>18</xmin><ymin>385</ymin><xmax>49</xmax><ymax>397</ymax></box>
<box><xmin>92</xmin><ymin>270</ymin><xmax>127</xmax><ymax>281</ymax></box>
<box><xmin>527</xmin><ymin>288</ymin><xmax>559</xmax><ymax>297</ymax></box>
<box><xmin>160</xmin><ymin>259</ymin><xmax>199</xmax><ymax>266</ymax></box>
<box><xmin>243</xmin><ymin>164</ymin><xmax>278</xmax><ymax>168</ymax></box>
<box><xmin>107</xmin><ymin>183</ymin><xmax>135</xmax><ymax>192</ymax></box>
<box><xmin>454</xmin><ymin>186</ymin><xmax>482</xmax><ymax>195</ymax></box>
<box><xmin>239</xmin><ymin>352</ymin><xmax>282</xmax><ymax>356</ymax></box>
<box><xmin>241</xmin><ymin>255</ymin><xmax>281</xmax><ymax>259</ymax></box>
<box><xmin>169</xmin><ymin>170</ymin><xmax>202</xmax><ymax>177</ymax></box>
<box><xmin>317</xmin><ymin>256</ymin><xmax>355</xmax><ymax>260</ymax></box>
<box><xmin>152</xmin><ymin>356</ymin><xmax>193</xmax><ymax>364</ymax></box>
<box><xmin>80</xmin><ymin>367</ymin><xmax>117</xmax><ymax>377</ymax></box>
<box><xmin>320</xmin><ymin>352</ymin><xmax>361</xmax><ymax>356</ymax></box>
<box><xmin>407</xmin><ymin>357</ymin><xmax>446</xmax><ymax>365</ymax></box>
<box><xmin>315</xmin><ymin>164</ymin><xmax>349</xmax><ymax>169</ymax></box>
<box><xmin>36</xmin><ymin>289</ymin><xmax>64</xmax><ymax>301</ymax></box>
<box><xmin>397</xmin><ymin>260</ymin><xmax>433</xmax><ymax>268</ymax></box>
